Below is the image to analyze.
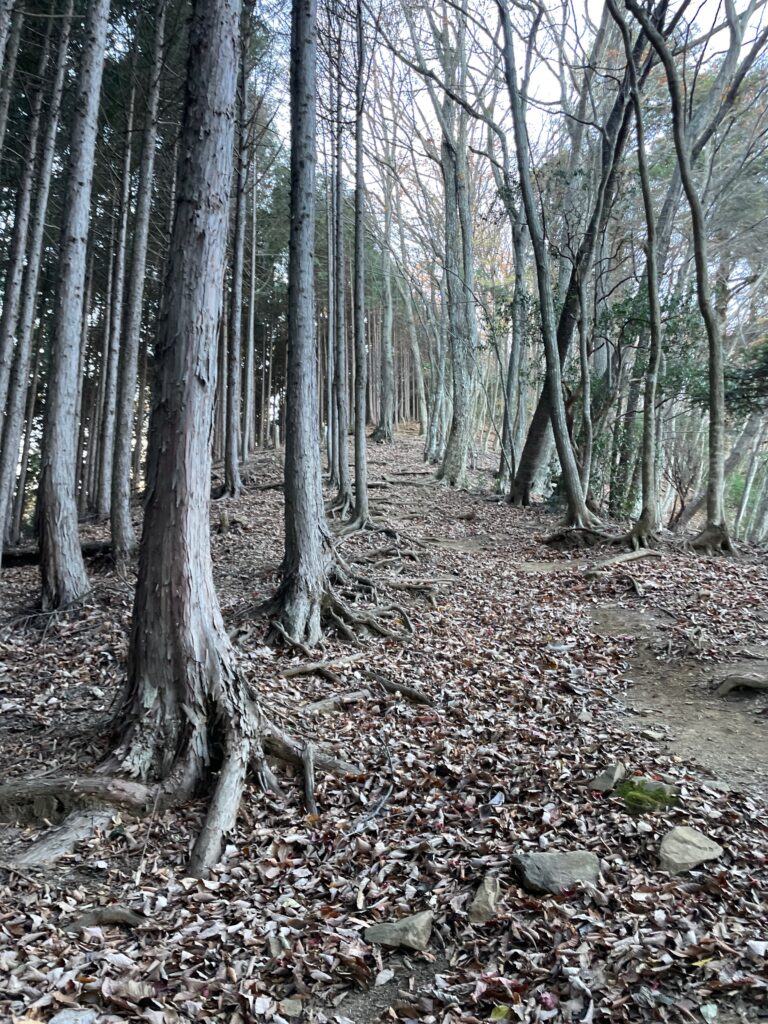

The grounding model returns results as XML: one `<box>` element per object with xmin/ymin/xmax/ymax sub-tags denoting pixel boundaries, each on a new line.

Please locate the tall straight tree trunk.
<box><xmin>332</xmin><ymin>51</ymin><xmax>352</xmax><ymax>513</ymax></box>
<box><xmin>113</xmin><ymin>0</ymin><xmax>275</xmax><ymax>880</ymax></box>
<box><xmin>0</xmin><ymin>25</ymin><xmax>49</xmax><ymax>416</ymax></box>
<box><xmin>9</xmin><ymin>341</ymin><xmax>40</xmax><ymax>544</ymax></box>
<box><xmin>38</xmin><ymin>0</ymin><xmax>111</xmax><ymax>608</ymax></box>
<box><xmin>0</xmin><ymin>3</ymin><xmax>73</xmax><ymax>547</ymax></box>
<box><xmin>497</xmin><ymin>213</ymin><xmax>525</xmax><ymax>492</ymax></box>
<box><xmin>242</xmin><ymin>153</ymin><xmax>257</xmax><ymax>456</ymax></box>
<box><xmin>372</xmin><ymin>194</ymin><xmax>394</xmax><ymax>443</ymax></box>
<box><xmin>0</xmin><ymin>0</ymin><xmax>15</xmax><ymax>73</ymax></box>
<box><xmin>349</xmin><ymin>0</ymin><xmax>368</xmax><ymax>525</ymax></box>
<box><xmin>224</xmin><ymin>18</ymin><xmax>249</xmax><ymax>497</ymax></box>
<box><xmin>273</xmin><ymin>0</ymin><xmax>332</xmax><ymax>645</ymax></box>
<box><xmin>0</xmin><ymin>3</ymin><xmax>21</xmax><ymax>159</ymax></box>
<box><xmin>111</xmin><ymin>0</ymin><xmax>166</xmax><ymax>562</ymax></box>
<box><xmin>98</xmin><ymin>82</ymin><xmax>135</xmax><ymax>517</ymax></box>
<box><xmin>325</xmin><ymin>167</ymin><xmax>337</xmax><ymax>482</ymax></box>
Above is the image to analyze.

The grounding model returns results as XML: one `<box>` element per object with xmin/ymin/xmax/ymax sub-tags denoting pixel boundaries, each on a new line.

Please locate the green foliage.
<box><xmin>616</xmin><ymin>779</ymin><xmax>677</xmax><ymax>814</ymax></box>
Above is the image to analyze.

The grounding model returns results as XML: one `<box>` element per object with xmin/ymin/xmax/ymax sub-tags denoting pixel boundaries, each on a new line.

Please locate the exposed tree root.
<box><xmin>543</xmin><ymin>526</ymin><xmax>621</xmax><ymax>549</ymax></box>
<box><xmin>715</xmin><ymin>673</ymin><xmax>768</xmax><ymax>697</ymax></box>
<box><xmin>691</xmin><ymin>524</ymin><xmax>735</xmax><ymax>555</ymax></box>
<box><xmin>1</xmin><ymin>714</ymin><xmax>361</xmax><ymax>875</ymax></box>
<box><xmin>581</xmin><ymin>548</ymin><xmax>663</xmax><ymax>577</ymax></box>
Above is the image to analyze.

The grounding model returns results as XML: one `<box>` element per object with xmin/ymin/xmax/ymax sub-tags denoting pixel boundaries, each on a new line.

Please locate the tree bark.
<box><xmin>224</xmin><ymin>16</ymin><xmax>249</xmax><ymax>497</ymax></box>
<box><xmin>113</xmin><ymin>0</ymin><xmax>269</xmax><ymax>879</ymax></box>
<box><xmin>38</xmin><ymin>0</ymin><xmax>111</xmax><ymax>608</ymax></box>
<box><xmin>0</xmin><ymin>4</ymin><xmax>73</xmax><ymax>548</ymax></box>
<box><xmin>111</xmin><ymin>0</ymin><xmax>166</xmax><ymax>563</ymax></box>
<box><xmin>350</xmin><ymin>0</ymin><xmax>368</xmax><ymax>525</ymax></box>
<box><xmin>273</xmin><ymin>0</ymin><xmax>332</xmax><ymax>645</ymax></box>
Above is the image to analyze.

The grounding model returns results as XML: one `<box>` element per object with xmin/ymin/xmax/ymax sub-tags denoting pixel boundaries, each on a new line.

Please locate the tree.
<box><xmin>38</xmin><ymin>0</ymin><xmax>111</xmax><ymax>608</ymax></box>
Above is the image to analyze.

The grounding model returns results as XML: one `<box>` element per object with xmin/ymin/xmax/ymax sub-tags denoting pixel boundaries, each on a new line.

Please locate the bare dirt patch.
<box><xmin>591</xmin><ymin>603</ymin><xmax>768</xmax><ymax>799</ymax></box>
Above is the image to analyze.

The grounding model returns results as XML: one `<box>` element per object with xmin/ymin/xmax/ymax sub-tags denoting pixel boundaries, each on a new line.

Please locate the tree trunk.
<box><xmin>98</xmin><ymin>82</ymin><xmax>136</xmax><ymax>517</ymax></box>
<box><xmin>0</xmin><ymin>4</ymin><xmax>73</xmax><ymax>547</ymax></box>
<box><xmin>0</xmin><ymin>3</ymin><xmax>21</xmax><ymax>159</ymax></box>
<box><xmin>224</xmin><ymin>20</ymin><xmax>249</xmax><ymax>497</ymax></box>
<box><xmin>242</xmin><ymin>150</ymin><xmax>257</xmax><ymax>457</ymax></box>
<box><xmin>0</xmin><ymin>25</ymin><xmax>50</xmax><ymax>418</ymax></box>
<box><xmin>332</xmin><ymin>51</ymin><xmax>352</xmax><ymax>512</ymax></box>
<box><xmin>350</xmin><ymin>0</ymin><xmax>368</xmax><ymax>525</ymax></box>
<box><xmin>372</xmin><ymin>193</ymin><xmax>395</xmax><ymax>443</ymax></box>
<box><xmin>497</xmin><ymin>0</ymin><xmax>593</xmax><ymax>526</ymax></box>
<box><xmin>38</xmin><ymin>0</ymin><xmax>111</xmax><ymax>609</ymax></box>
<box><xmin>112</xmin><ymin>0</ymin><xmax>166</xmax><ymax>563</ymax></box>
<box><xmin>273</xmin><ymin>0</ymin><xmax>332</xmax><ymax>645</ymax></box>
<box><xmin>113</xmin><ymin>0</ymin><xmax>267</xmax><ymax>879</ymax></box>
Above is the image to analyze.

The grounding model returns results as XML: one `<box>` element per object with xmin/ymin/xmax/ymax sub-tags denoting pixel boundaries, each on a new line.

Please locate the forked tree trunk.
<box><xmin>38</xmin><ymin>0</ymin><xmax>111</xmax><ymax>609</ymax></box>
<box><xmin>112</xmin><ymin>0</ymin><xmax>166</xmax><ymax>563</ymax></box>
<box><xmin>273</xmin><ymin>0</ymin><xmax>332</xmax><ymax>645</ymax></box>
<box><xmin>113</xmin><ymin>0</ymin><xmax>271</xmax><ymax>877</ymax></box>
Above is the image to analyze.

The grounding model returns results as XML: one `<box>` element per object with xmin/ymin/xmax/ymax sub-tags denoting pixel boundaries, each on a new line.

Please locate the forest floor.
<box><xmin>1</xmin><ymin>434</ymin><xmax>767</xmax><ymax>1024</ymax></box>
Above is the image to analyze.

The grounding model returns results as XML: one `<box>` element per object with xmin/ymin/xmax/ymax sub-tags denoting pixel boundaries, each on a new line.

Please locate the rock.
<box><xmin>278</xmin><ymin>997</ymin><xmax>304</xmax><ymax>1018</ymax></box>
<box><xmin>468</xmin><ymin>875</ymin><xmax>500</xmax><ymax>924</ymax></box>
<box><xmin>659</xmin><ymin>826</ymin><xmax>723</xmax><ymax>874</ymax></box>
<box><xmin>588</xmin><ymin>762</ymin><xmax>626</xmax><ymax>792</ymax></box>
<box><xmin>49</xmin><ymin>1011</ymin><xmax>99</xmax><ymax>1024</ymax></box>
<box><xmin>631</xmin><ymin>776</ymin><xmax>679</xmax><ymax>797</ymax></box>
<box><xmin>364</xmin><ymin>910</ymin><xmax>433</xmax><ymax>950</ymax></box>
<box><xmin>641</xmin><ymin>728</ymin><xmax>667</xmax><ymax>742</ymax></box>
<box><xmin>512</xmin><ymin>850</ymin><xmax>600</xmax><ymax>894</ymax></box>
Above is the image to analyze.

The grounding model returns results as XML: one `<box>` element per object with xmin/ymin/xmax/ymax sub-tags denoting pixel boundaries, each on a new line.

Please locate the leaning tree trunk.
<box><xmin>497</xmin><ymin>0</ymin><xmax>594</xmax><ymax>527</ymax></box>
<box><xmin>272</xmin><ymin>0</ymin><xmax>333</xmax><ymax>645</ymax></box>
<box><xmin>112</xmin><ymin>0</ymin><xmax>279</xmax><ymax>878</ymax></box>
<box><xmin>627</xmin><ymin>0</ymin><xmax>732</xmax><ymax>551</ymax></box>
<box><xmin>38</xmin><ymin>0</ymin><xmax>111</xmax><ymax>609</ymax></box>
<box><xmin>608</xmin><ymin>0</ymin><xmax>662</xmax><ymax>546</ymax></box>
<box><xmin>111</xmin><ymin>0</ymin><xmax>166</xmax><ymax>564</ymax></box>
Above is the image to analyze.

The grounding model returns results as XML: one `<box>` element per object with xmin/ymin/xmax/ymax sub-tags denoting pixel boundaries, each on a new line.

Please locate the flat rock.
<box><xmin>588</xmin><ymin>762</ymin><xmax>626</xmax><ymax>792</ymax></box>
<box><xmin>468</xmin><ymin>874</ymin><xmax>500</xmax><ymax>924</ymax></box>
<box><xmin>513</xmin><ymin>850</ymin><xmax>600</xmax><ymax>894</ymax></box>
<box><xmin>364</xmin><ymin>910</ymin><xmax>433</xmax><ymax>950</ymax></box>
<box><xmin>659</xmin><ymin>826</ymin><xmax>723</xmax><ymax>874</ymax></box>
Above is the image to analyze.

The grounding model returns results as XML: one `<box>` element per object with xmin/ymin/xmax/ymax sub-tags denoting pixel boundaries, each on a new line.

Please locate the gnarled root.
<box><xmin>691</xmin><ymin>524</ymin><xmax>735</xmax><ymax>556</ymax></box>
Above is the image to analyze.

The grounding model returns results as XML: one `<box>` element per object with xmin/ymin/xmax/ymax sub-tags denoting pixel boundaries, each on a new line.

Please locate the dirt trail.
<box><xmin>591</xmin><ymin>604</ymin><xmax>768</xmax><ymax>799</ymax></box>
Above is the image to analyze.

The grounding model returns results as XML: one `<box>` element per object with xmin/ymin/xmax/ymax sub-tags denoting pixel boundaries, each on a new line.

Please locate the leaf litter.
<box><xmin>0</xmin><ymin>440</ymin><xmax>766</xmax><ymax>1023</ymax></box>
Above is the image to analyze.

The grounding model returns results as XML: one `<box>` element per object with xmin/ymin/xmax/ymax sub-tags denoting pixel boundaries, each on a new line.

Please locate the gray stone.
<box><xmin>588</xmin><ymin>762</ymin><xmax>626</xmax><ymax>792</ymax></box>
<box><xmin>513</xmin><ymin>850</ymin><xmax>600</xmax><ymax>894</ymax></box>
<box><xmin>364</xmin><ymin>910</ymin><xmax>433</xmax><ymax>950</ymax></box>
<box><xmin>49</xmin><ymin>1012</ymin><xmax>99</xmax><ymax>1024</ymax></box>
<box><xmin>659</xmin><ymin>826</ymin><xmax>723</xmax><ymax>874</ymax></box>
<box><xmin>468</xmin><ymin>875</ymin><xmax>500</xmax><ymax>924</ymax></box>
<box><xmin>632</xmin><ymin>776</ymin><xmax>679</xmax><ymax>797</ymax></box>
